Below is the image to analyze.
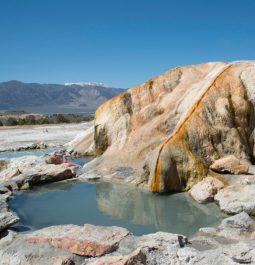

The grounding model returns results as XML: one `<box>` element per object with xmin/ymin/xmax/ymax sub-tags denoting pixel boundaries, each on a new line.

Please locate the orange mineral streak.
<box><xmin>150</xmin><ymin>64</ymin><xmax>234</xmax><ymax>192</ymax></box>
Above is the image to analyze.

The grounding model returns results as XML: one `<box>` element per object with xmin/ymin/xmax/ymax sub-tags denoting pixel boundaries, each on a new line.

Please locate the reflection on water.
<box><xmin>8</xmin><ymin>181</ymin><xmax>223</xmax><ymax>236</ymax></box>
<box><xmin>96</xmin><ymin>182</ymin><xmax>223</xmax><ymax>235</ymax></box>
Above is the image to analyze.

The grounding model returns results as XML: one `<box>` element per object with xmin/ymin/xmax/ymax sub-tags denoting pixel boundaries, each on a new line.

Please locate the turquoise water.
<box><xmin>9</xmin><ymin>181</ymin><xmax>224</xmax><ymax>236</ymax></box>
<box><xmin>4</xmin><ymin>148</ymin><xmax>224</xmax><ymax>236</ymax></box>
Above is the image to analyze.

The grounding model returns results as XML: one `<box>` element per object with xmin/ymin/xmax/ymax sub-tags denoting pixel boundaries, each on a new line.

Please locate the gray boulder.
<box><xmin>0</xmin><ymin>212</ymin><xmax>19</xmax><ymax>233</ymax></box>
<box><xmin>215</xmin><ymin>185</ymin><xmax>255</xmax><ymax>214</ymax></box>
<box><xmin>189</xmin><ymin>177</ymin><xmax>224</xmax><ymax>203</ymax></box>
<box><xmin>199</xmin><ymin>212</ymin><xmax>254</xmax><ymax>240</ymax></box>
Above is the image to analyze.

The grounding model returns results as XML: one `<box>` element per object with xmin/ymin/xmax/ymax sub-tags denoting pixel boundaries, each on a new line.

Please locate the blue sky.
<box><xmin>0</xmin><ymin>0</ymin><xmax>255</xmax><ymax>88</ymax></box>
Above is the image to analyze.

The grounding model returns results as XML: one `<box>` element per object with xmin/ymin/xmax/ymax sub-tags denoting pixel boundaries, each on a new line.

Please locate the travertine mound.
<box><xmin>81</xmin><ymin>61</ymin><xmax>255</xmax><ymax>192</ymax></box>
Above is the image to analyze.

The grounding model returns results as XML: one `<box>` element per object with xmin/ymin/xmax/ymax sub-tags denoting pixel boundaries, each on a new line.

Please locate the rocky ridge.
<box><xmin>0</xmin><ymin>80</ymin><xmax>122</xmax><ymax>112</ymax></box>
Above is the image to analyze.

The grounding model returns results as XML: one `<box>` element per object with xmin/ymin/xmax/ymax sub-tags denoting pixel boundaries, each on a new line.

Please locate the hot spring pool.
<box><xmin>8</xmin><ymin>180</ymin><xmax>224</xmax><ymax>236</ymax></box>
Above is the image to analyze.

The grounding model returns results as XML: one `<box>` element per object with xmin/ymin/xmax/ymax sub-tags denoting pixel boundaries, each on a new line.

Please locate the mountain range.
<box><xmin>0</xmin><ymin>80</ymin><xmax>123</xmax><ymax>114</ymax></box>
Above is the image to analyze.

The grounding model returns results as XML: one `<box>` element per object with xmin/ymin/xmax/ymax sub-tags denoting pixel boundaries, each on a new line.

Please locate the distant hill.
<box><xmin>0</xmin><ymin>81</ymin><xmax>123</xmax><ymax>114</ymax></box>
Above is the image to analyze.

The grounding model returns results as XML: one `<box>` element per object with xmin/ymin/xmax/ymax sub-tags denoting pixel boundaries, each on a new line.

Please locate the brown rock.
<box><xmin>27</xmin><ymin>224</ymin><xmax>130</xmax><ymax>257</ymax></box>
<box><xmin>0</xmin><ymin>160</ymin><xmax>7</xmax><ymax>172</ymax></box>
<box><xmin>45</xmin><ymin>154</ymin><xmax>63</xmax><ymax>165</ymax></box>
<box><xmin>210</xmin><ymin>155</ymin><xmax>249</xmax><ymax>175</ymax></box>
<box><xmin>189</xmin><ymin>177</ymin><xmax>224</xmax><ymax>203</ymax></box>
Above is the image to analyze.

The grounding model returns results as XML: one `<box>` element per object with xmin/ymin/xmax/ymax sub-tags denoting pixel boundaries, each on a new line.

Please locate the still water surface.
<box><xmin>9</xmin><ymin>181</ymin><xmax>224</xmax><ymax>236</ymax></box>
<box><xmin>3</xmin><ymin>148</ymin><xmax>224</xmax><ymax>236</ymax></box>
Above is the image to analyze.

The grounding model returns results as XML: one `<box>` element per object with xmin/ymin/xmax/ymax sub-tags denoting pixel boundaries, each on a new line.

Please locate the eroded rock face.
<box><xmin>210</xmin><ymin>155</ymin><xmax>249</xmax><ymax>174</ymax></box>
<box><xmin>81</xmin><ymin>61</ymin><xmax>255</xmax><ymax>192</ymax></box>
<box><xmin>27</xmin><ymin>224</ymin><xmax>130</xmax><ymax>257</ymax></box>
<box><xmin>189</xmin><ymin>177</ymin><xmax>224</xmax><ymax>203</ymax></box>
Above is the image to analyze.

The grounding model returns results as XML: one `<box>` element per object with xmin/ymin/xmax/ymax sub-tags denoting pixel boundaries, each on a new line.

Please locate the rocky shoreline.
<box><xmin>0</xmin><ymin>151</ymin><xmax>255</xmax><ymax>264</ymax></box>
<box><xmin>1</xmin><ymin>191</ymin><xmax>255</xmax><ymax>264</ymax></box>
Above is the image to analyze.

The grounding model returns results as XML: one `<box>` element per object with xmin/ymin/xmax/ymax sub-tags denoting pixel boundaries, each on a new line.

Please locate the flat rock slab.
<box><xmin>215</xmin><ymin>185</ymin><xmax>255</xmax><ymax>214</ymax></box>
<box><xmin>0</xmin><ymin>212</ymin><xmax>19</xmax><ymax>232</ymax></box>
<box><xmin>27</xmin><ymin>224</ymin><xmax>130</xmax><ymax>257</ymax></box>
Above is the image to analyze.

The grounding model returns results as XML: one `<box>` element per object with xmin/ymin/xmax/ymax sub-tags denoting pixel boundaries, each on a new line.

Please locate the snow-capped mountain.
<box><xmin>64</xmin><ymin>82</ymin><xmax>109</xmax><ymax>87</ymax></box>
<box><xmin>0</xmin><ymin>80</ymin><xmax>123</xmax><ymax>113</ymax></box>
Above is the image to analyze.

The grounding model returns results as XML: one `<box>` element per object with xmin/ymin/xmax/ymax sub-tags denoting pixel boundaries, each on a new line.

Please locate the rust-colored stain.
<box><xmin>150</xmin><ymin>64</ymin><xmax>233</xmax><ymax>192</ymax></box>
